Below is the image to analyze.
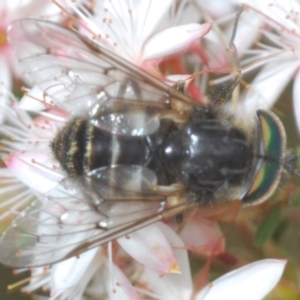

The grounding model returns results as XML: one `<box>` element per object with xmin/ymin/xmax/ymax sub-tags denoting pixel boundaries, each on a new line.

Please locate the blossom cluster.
<box><xmin>0</xmin><ymin>0</ymin><xmax>299</xmax><ymax>299</ymax></box>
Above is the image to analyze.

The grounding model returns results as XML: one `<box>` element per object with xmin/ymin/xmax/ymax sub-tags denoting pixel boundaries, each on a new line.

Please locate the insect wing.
<box><xmin>8</xmin><ymin>19</ymin><xmax>194</xmax><ymax>115</ymax></box>
<box><xmin>0</xmin><ymin>175</ymin><xmax>192</xmax><ymax>268</ymax></box>
<box><xmin>0</xmin><ymin>19</ymin><xmax>198</xmax><ymax>268</ymax></box>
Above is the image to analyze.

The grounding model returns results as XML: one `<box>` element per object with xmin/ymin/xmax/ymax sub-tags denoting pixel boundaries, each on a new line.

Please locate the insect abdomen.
<box><xmin>51</xmin><ymin>117</ymin><xmax>150</xmax><ymax>177</ymax></box>
<box><xmin>51</xmin><ymin>118</ymin><xmax>87</xmax><ymax>176</ymax></box>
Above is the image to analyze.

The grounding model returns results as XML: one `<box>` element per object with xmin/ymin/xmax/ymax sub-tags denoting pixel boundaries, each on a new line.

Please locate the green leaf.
<box><xmin>290</xmin><ymin>191</ymin><xmax>300</xmax><ymax>207</ymax></box>
<box><xmin>255</xmin><ymin>207</ymin><xmax>282</xmax><ymax>247</ymax></box>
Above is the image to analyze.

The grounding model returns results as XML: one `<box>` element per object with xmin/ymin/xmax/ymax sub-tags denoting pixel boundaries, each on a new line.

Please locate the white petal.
<box><xmin>105</xmin><ymin>263</ymin><xmax>139</xmax><ymax>300</ymax></box>
<box><xmin>197</xmin><ymin>0</ymin><xmax>235</xmax><ymax>18</ymax></box>
<box><xmin>0</xmin><ymin>55</ymin><xmax>11</xmax><ymax>89</ymax></box>
<box><xmin>166</xmin><ymin>74</ymin><xmax>193</xmax><ymax>82</ymax></box>
<box><xmin>51</xmin><ymin>248</ymin><xmax>99</xmax><ymax>294</ymax></box>
<box><xmin>236</xmin><ymin>58</ymin><xmax>298</xmax><ymax>117</ymax></box>
<box><xmin>0</xmin><ymin>167</ymin><xmax>35</xmax><ymax>225</ymax></box>
<box><xmin>293</xmin><ymin>69</ymin><xmax>300</xmax><ymax>133</ymax></box>
<box><xmin>0</xmin><ymin>54</ymin><xmax>12</xmax><ymax>124</ymax></box>
<box><xmin>143</xmin><ymin>23</ymin><xmax>211</xmax><ymax>60</ymax></box>
<box><xmin>234</xmin><ymin>0</ymin><xmax>300</xmax><ymax>35</ymax></box>
<box><xmin>141</xmin><ymin>222</ymin><xmax>193</xmax><ymax>300</ymax></box>
<box><xmin>135</xmin><ymin>0</ymin><xmax>173</xmax><ymax>41</ymax></box>
<box><xmin>4</xmin><ymin>151</ymin><xmax>62</xmax><ymax>193</ymax></box>
<box><xmin>179</xmin><ymin>219</ymin><xmax>225</xmax><ymax>256</ymax></box>
<box><xmin>18</xmin><ymin>86</ymin><xmax>48</xmax><ymax>111</ymax></box>
<box><xmin>118</xmin><ymin>222</ymin><xmax>179</xmax><ymax>273</ymax></box>
<box><xmin>195</xmin><ymin>259</ymin><xmax>287</xmax><ymax>300</ymax></box>
<box><xmin>234</xmin><ymin>9</ymin><xmax>265</xmax><ymax>55</ymax></box>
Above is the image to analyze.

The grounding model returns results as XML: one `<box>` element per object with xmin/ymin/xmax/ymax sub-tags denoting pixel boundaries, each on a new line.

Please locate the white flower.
<box><xmin>212</xmin><ymin>0</ymin><xmax>300</xmax><ymax>119</ymax></box>
<box><xmin>0</xmin><ymin>2</ymin><xmax>293</xmax><ymax>300</ymax></box>
<box><xmin>0</xmin><ymin>1</ymin><xmax>59</xmax><ymax>85</ymax></box>
<box><xmin>190</xmin><ymin>0</ymin><xmax>298</xmax><ymax>118</ymax></box>
<box><xmin>62</xmin><ymin>0</ymin><xmax>212</xmax><ymax>70</ymax></box>
<box><xmin>23</xmin><ymin>222</ymin><xmax>193</xmax><ymax>300</ymax></box>
<box><xmin>0</xmin><ymin>1</ymin><xmax>60</xmax><ymax>123</ymax></box>
<box><xmin>195</xmin><ymin>259</ymin><xmax>287</xmax><ymax>300</ymax></box>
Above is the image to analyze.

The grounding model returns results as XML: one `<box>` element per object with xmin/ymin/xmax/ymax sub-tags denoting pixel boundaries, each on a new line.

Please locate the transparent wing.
<box><xmin>0</xmin><ymin>19</ymin><xmax>198</xmax><ymax>268</ymax></box>
<box><xmin>90</xmin><ymin>99</ymin><xmax>162</xmax><ymax>136</ymax></box>
<box><xmin>8</xmin><ymin>19</ymin><xmax>195</xmax><ymax>116</ymax></box>
<box><xmin>0</xmin><ymin>171</ymin><xmax>193</xmax><ymax>268</ymax></box>
<box><xmin>89</xmin><ymin>166</ymin><xmax>160</xmax><ymax>199</ymax></box>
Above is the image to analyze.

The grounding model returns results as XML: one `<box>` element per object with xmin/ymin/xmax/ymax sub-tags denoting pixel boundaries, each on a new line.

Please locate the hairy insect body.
<box><xmin>52</xmin><ymin>108</ymin><xmax>253</xmax><ymax>203</ymax></box>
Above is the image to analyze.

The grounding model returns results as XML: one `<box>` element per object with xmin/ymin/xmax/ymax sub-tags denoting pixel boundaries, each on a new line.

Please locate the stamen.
<box><xmin>8</xmin><ymin>269</ymin><xmax>49</xmax><ymax>292</ymax></box>
<box><xmin>21</xmin><ymin>275</ymin><xmax>51</xmax><ymax>294</ymax></box>
<box><xmin>0</xmin><ymin>193</ymin><xmax>34</xmax><ymax>220</ymax></box>
<box><xmin>108</xmin><ymin>241</ymin><xmax>114</xmax><ymax>290</ymax></box>
<box><xmin>7</xmin><ymin>277</ymin><xmax>32</xmax><ymax>291</ymax></box>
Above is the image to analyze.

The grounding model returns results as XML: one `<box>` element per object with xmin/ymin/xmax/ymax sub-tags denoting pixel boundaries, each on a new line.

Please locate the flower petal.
<box><xmin>134</xmin><ymin>0</ymin><xmax>174</xmax><ymax>41</ymax></box>
<box><xmin>166</xmin><ymin>74</ymin><xmax>193</xmax><ymax>82</ymax></box>
<box><xmin>198</xmin><ymin>0</ymin><xmax>235</xmax><ymax>18</ymax></box>
<box><xmin>236</xmin><ymin>58</ymin><xmax>298</xmax><ymax>117</ymax></box>
<box><xmin>0</xmin><ymin>167</ymin><xmax>36</xmax><ymax>228</ymax></box>
<box><xmin>105</xmin><ymin>263</ymin><xmax>140</xmax><ymax>300</ymax></box>
<box><xmin>18</xmin><ymin>86</ymin><xmax>48</xmax><ymax>112</ymax></box>
<box><xmin>143</xmin><ymin>23</ymin><xmax>212</xmax><ymax>60</ymax></box>
<box><xmin>51</xmin><ymin>248</ymin><xmax>99</xmax><ymax>295</ymax></box>
<box><xmin>180</xmin><ymin>218</ymin><xmax>225</xmax><ymax>256</ymax></box>
<box><xmin>195</xmin><ymin>259</ymin><xmax>287</xmax><ymax>300</ymax></box>
<box><xmin>293</xmin><ymin>69</ymin><xmax>300</xmax><ymax>133</ymax></box>
<box><xmin>141</xmin><ymin>222</ymin><xmax>193</xmax><ymax>300</ymax></box>
<box><xmin>3</xmin><ymin>151</ymin><xmax>62</xmax><ymax>193</ymax></box>
<box><xmin>118</xmin><ymin>222</ymin><xmax>179</xmax><ymax>273</ymax></box>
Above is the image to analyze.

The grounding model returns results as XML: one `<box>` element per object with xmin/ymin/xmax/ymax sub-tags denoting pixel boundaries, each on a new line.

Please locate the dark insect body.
<box><xmin>52</xmin><ymin>107</ymin><xmax>255</xmax><ymax>205</ymax></box>
<box><xmin>0</xmin><ymin>10</ymin><xmax>293</xmax><ymax>268</ymax></box>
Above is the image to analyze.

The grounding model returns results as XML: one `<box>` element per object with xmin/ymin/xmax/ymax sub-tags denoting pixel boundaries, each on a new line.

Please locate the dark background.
<box><xmin>0</xmin><ymin>265</ymin><xmax>31</xmax><ymax>300</ymax></box>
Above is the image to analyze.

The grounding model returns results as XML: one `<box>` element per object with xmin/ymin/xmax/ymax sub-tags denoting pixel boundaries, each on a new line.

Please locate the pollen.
<box><xmin>0</xmin><ymin>28</ymin><xmax>7</xmax><ymax>47</ymax></box>
<box><xmin>168</xmin><ymin>262</ymin><xmax>181</xmax><ymax>274</ymax></box>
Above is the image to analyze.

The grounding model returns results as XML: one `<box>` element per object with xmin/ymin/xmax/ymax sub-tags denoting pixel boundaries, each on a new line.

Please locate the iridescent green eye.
<box><xmin>243</xmin><ymin>110</ymin><xmax>286</xmax><ymax>205</ymax></box>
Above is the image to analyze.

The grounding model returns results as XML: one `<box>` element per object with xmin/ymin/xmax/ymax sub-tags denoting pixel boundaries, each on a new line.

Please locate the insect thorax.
<box><xmin>161</xmin><ymin>113</ymin><xmax>253</xmax><ymax>201</ymax></box>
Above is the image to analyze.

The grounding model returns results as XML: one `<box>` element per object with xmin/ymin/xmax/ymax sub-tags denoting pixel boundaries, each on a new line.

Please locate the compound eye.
<box><xmin>243</xmin><ymin>110</ymin><xmax>286</xmax><ymax>205</ymax></box>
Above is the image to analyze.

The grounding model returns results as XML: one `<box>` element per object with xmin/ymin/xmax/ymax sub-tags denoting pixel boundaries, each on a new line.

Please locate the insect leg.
<box><xmin>212</xmin><ymin>5</ymin><xmax>245</xmax><ymax>106</ymax></box>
